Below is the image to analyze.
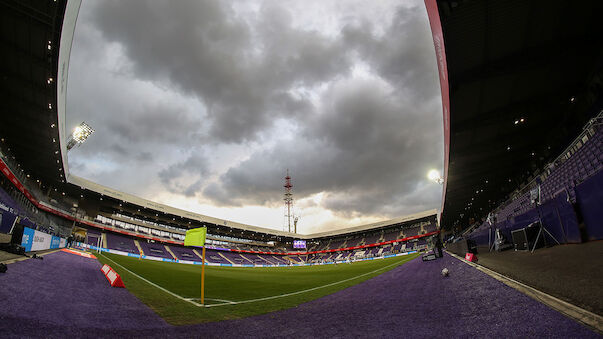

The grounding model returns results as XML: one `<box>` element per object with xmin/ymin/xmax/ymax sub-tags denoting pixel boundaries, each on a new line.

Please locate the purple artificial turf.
<box><xmin>0</xmin><ymin>251</ymin><xmax>598</xmax><ymax>338</ymax></box>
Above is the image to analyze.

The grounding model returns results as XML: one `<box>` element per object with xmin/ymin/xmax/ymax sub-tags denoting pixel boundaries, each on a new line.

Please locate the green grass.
<box><xmin>96</xmin><ymin>252</ymin><xmax>419</xmax><ymax>325</ymax></box>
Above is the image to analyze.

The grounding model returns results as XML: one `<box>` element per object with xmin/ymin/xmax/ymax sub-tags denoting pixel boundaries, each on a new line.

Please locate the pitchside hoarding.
<box><xmin>20</xmin><ymin>227</ymin><xmax>67</xmax><ymax>252</ymax></box>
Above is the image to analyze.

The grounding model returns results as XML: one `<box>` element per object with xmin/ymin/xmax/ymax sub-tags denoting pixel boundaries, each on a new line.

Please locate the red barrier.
<box><xmin>100</xmin><ymin>264</ymin><xmax>125</xmax><ymax>288</ymax></box>
<box><xmin>61</xmin><ymin>248</ymin><xmax>96</xmax><ymax>259</ymax></box>
<box><xmin>465</xmin><ymin>253</ymin><xmax>477</xmax><ymax>262</ymax></box>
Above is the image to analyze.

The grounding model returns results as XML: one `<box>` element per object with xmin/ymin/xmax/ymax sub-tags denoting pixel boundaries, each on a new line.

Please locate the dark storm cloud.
<box><xmin>204</xmin><ymin>75</ymin><xmax>442</xmax><ymax>216</ymax></box>
<box><xmin>68</xmin><ymin>95</ymin><xmax>201</xmax><ymax>162</ymax></box>
<box><xmin>158</xmin><ymin>154</ymin><xmax>210</xmax><ymax>197</ymax></box>
<box><xmin>343</xmin><ymin>5</ymin><xmax>439</xmax><ymax>102</ymax></box>
<box><xmin>88</xmin><ymin>0</ymin><xmax>352</xmax><ymax>143</ymax></box>
<box><xmin>68</xmin><ymin>0</ymin><xmax>443</xmax><ymax>224</ymax></box>
<box><xmin>199</xmin><ymin>3</ymin><xmax>443</xmax><ymax>217</ymax></box>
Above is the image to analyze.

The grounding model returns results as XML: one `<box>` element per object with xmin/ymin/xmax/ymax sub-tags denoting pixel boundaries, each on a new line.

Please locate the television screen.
<box><xmin>293</xmin><ymin>240</ymin><xmax>306</xmax><ymax>249</ymax></box>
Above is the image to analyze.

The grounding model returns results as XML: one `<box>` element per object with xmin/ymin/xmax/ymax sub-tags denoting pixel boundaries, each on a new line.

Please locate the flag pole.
<box><xmin>201</xmin><ymin>246</ymin><xmax>206</xmax><ymax>305</ymax></box>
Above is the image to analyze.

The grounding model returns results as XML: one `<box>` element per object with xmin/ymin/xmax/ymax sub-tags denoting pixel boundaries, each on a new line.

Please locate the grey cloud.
<box><xmin>158</xmin><ymin>154</ymin><xmax>210</xmax><ymax>197</ymax></box>
<box><xmin>343</xmin><ymin>5</ymin><xmax>439</xmax><ymax>102</ymax></box>
<box><xmin>68</xmin><ymin>0</ymin><xmax>443</xmax><ymax>227</ymax></box>
<box><xmin>88</xmin><ymin>0</ymin><xmax>354</xmax><ymax>143</ymax></box>
<box><xmin>106</xmin><ymin>102</ymin><xmax>203</xmax><ymax>145</ymax></box>
<box><xmin>203</xmin><ymin>75</ymin><xmax>442</xmax><ymax>216</ymax></box>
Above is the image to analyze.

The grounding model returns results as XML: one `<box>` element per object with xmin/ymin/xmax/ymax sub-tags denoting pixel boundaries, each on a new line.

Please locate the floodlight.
<box><xmin>427</xmin><ymin>169</ymin><xmax>444</xmax><ymax>185</ymax></box>
<box><xmin>67</xmin><ymin>122</ymin><xmax>95</xmax><ymax>151</ymax></box>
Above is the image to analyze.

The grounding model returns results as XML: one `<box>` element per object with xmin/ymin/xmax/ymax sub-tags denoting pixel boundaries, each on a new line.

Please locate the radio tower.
<box><xmin>283</xmin><ymin>169</ymin><xmax>294</xmax><ymax>233</ymax></box>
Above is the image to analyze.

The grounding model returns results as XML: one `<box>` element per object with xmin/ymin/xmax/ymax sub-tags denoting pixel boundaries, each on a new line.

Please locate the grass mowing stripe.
<box><xmin>96</xmin><ymin>252</ymin><xmax>420</xmax><ymax>325</ymax></box>
<box><xmin>102</xmin><ymin>252</ymin><xmax>413</xmax><ymax>308</ymax></box>
<box><xmin>99</xmin><ymin>253</ymin><xmax>204</xmax><ymax>307</ymax></box>
<box><xmin>204</xmin><ymin>257</ymin><xmax>414</xmax><ymax>307</ymax></box>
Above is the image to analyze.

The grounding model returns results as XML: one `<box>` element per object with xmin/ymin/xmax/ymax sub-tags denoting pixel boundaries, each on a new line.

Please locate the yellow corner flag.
<box><xmin>184</xmin><ymin>227</ymin><xmax>207</xmax><ymax>247</ymax></box>
<box><xmin>184</xmin><ymin>227</ymin><xmax>208</xmax><ymax>305</ymax></box>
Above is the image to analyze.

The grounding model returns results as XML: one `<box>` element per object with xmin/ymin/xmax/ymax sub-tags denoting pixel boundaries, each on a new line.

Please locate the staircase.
<box><xmin>218</xmin><ymin>252</ymin><xmax>235</xmax><ymax>264</ymax></box>
<box><xmin>192</xmin><ymin>249</ymin><xmax>206</xmax><ymax>262</ymax></box>
<box><xmin>284</xmin><ymin>256</ymin><xmax>299</xmax><ymax>264</ymax></box>
<box><xmin>238</xmin><ymin>253</ymin><xmax>255</xmax><ymax>264</ymax></box>
<box><xmin>133</xmin><ymin>240</ymin><xmax>144</xmax><ymax>256</ymax></box>
<box><xmin>272</xmin><ymin>255</ymin><xmax>285</xmax><ymax>264</ymax></box>
<box><xmin>164</xmin><ymin>245</ymin><xmax>178</xmax><ymax>260</ymax></box>
<box><xmin>259</xmin><ymin>256</ymin><xmax>275</xmax><ymax>265</ymax></box>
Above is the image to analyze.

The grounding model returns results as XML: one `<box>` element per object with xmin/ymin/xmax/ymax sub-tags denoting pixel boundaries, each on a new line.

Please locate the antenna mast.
<box><xmin>283</xmin><ymin>169</ymin><xmax>294</xmax><ymax>233</ymax></box>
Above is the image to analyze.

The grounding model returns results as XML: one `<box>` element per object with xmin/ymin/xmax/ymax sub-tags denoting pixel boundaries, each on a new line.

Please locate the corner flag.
<box><xmin>184</xmin><ymin>227</ymin><xmax>208</xmax><ymax>305</ymax></box>
<box><xmin>184</xmin><ymin>227</ymin><xmax>207</xmax><ymax>247</ymax></box>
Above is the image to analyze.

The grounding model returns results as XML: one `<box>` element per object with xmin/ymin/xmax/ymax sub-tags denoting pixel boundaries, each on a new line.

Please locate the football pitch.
<box><xmin>96</xmin><ymin>252</ymin><xmax>420</xmax><ymax>325</ymax></box>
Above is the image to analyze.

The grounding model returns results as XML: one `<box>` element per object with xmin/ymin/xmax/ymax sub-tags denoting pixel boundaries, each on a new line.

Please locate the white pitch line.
<box><xmin>204</xmin><ymin>255</ymin><xmax>415</xmax><ymax>308</ymax></box>
<box><xmin>100</xmin><ymin>253</ymin><xmax>204</xmax><ymax>307</ymax></box>
<box><xmin>185</xmin><ymin>297</ymin><xmax>236</xmax><ymax>304</ymax></box>
<box><xmin>101</xmin><ymin>252</ymin><xmax>416</xmax><ymax>309</ymax></box>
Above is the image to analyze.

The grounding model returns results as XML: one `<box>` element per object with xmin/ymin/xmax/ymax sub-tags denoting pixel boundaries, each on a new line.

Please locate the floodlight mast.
<box><xmin>283</xmin><ymin>169</ymin><xmax>294</xmax><ymax>233</ymax></box>
<box><xmin>67</xmin><ymin>122</ymin><xmax>94</xmax><ymax>151</ymax></box>
<box><xmin>294</xmin><ymin>216</ymin><xmax>299</xmax><ymax>234</ymax></box>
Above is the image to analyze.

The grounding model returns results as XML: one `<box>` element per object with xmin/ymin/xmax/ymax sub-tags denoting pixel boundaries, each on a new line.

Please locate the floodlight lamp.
<box><xmin>428</xmin><ymin>169</ymin><xmax>444</xmax><ymax>185</ymax></box>
<box><xmin>67</xmin><ymin>122</ymin><xmax>95</xmax><ymax>151</ymax></box>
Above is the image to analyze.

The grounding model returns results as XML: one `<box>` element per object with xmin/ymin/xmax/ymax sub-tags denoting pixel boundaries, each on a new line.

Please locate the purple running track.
<box><xmin>0</xmin><ymin>251</ymin><xmax>598</xmax><ymax>338</ymax></box>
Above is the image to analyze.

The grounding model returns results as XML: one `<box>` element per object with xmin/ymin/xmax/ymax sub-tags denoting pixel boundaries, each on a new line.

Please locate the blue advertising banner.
<box><xmin>51</xmin><ymin>236</ymin><xmax>61</xmax><ymax>249</ymax></box>
<box><xmin>20</xmin><ymin>227</ymin><xmax>35</xmax><ymax>252</ymax></box>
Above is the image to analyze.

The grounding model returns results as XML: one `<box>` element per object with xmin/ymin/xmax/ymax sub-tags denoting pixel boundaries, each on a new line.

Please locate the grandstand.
<box><xmin>0</xmin><ymin>0</ymin><xmax>602</xmax><ymax>337</ymax></box>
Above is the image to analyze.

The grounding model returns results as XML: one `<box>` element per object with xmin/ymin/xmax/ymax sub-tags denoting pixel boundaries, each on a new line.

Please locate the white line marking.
<box><xmin>101</xmin><ymin>252</ymin><xmax>416</xmax><ymax>309</ymax></box>
<box><xmin>205</xmin><ymin>255</ymin><xmax>416</xmax><ymax>308</ymax></box>
<box><xmin>99</xmin><ymin>253</ymin><xmax>204</xmax><ymax>307</ymax></box>
<box><xmin>186</xmin><ymin>298</ymin><xmax>236</xmax><ymax>304</ymax></box>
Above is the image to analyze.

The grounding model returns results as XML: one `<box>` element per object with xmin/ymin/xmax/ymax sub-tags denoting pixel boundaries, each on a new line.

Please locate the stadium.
<box><xmin>1</xmin><ymin>0</ymin><xmax>602</xmax><ymax>337</ymax></box>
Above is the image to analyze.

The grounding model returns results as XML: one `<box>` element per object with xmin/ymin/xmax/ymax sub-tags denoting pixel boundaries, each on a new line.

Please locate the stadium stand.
<box><xmin>138</xmin><ymin>241</ymin><xmax>173</xmax><ymax>260</ymax></box>
<box><xmin>203</xmin><ymin>249</ymin><xmax>230</xmax><ymax>264</ymax></box>
<box><xmin>105</xmin><ymin>232</ymin><xmax>140</xmax><ymax>255</ymax></box>
<box><xmin>460</xmin><ymin>114</ymin><xmax>603</xmax><ymax>248</ymax></box>
<box><xmin>168</xmin><ymin>245</ymin><xmax>202</xmax><ymax>261</ymax></box>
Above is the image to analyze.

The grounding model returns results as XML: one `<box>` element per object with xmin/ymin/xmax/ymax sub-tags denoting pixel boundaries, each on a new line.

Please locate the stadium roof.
<box><xmin>0</xmin><ymin>0</ymin><xmax>67</xmax><ymax>185</ymax></box>
<box><xmin>64</xmin><ymin>174</ymin><xmax>439</xmax><ymax>239</ymax></box>
<box><xmin>432</xmin><ymin>0</ymin><xmax>603</xmax><ymax>229</ymax></box>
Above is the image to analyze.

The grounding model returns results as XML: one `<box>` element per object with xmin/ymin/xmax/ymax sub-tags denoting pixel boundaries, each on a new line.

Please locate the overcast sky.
<box><xmin>66</xmin><ymin>0</ymin><xmax>443</xmax><ymax>234</ymax></box>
